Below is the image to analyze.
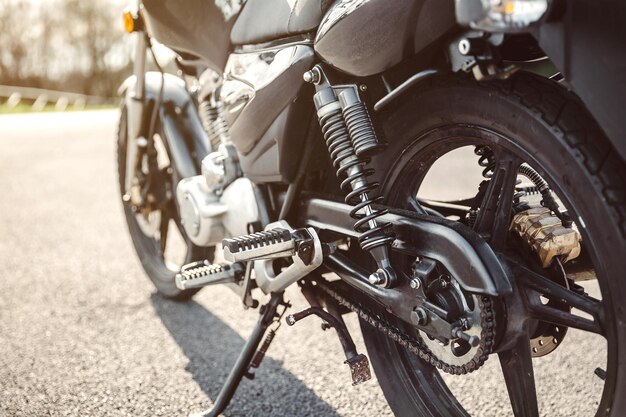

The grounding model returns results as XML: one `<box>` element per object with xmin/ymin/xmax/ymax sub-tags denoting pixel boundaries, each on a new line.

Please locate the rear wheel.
<box><xmin>362</xmin><ymin>73</ymin><xmax>626</xmax><ymax>417</ymax></box>
<box><xmin>117</xmin><ymin>106</ymin><xmax>213</xmax><ymax>300</ymax></box>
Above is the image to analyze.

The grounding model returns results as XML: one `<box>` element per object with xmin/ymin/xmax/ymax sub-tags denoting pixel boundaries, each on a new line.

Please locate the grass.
<box><xmin>0</xmin><ymin>103</ymin><xmax>116</xmax><ymax>114</ymax></box>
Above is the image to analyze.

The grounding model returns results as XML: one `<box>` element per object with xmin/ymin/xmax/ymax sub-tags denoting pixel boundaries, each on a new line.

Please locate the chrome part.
<box><xmin>233</xmin><ymin>34</ymin><xmax>314</xmax><ymax>54</ymax></box>
<box><xmin>455</xmin><ymin>0</ymin><xmax>550</xmax><ymax>32</ymax></box>
<box><xmin>220</xmin><ymin>44</ymin><xmax>314</xmax><ymax>152</ymax></box>
<box><xmin>200</xmin><ymin>98</ymin><xmax>230</xmax><ymax>149</ymax></box>
<box><xmin>175</xmin><ymin>176</ymin><xmax>260</xmax><ymax>247</ymax></box>
<box><xmin>253</xmin><ymin>221</ymin><xmax>324</xmax><ymax>293</ymax></box>
<box><xmin>219</xmin><ymin>178</ymin><xmax>260</xmax><ymax>238</ymax></box>
<box><xmin>175</xmin><ymin>261</ymin><xmax>242</xmax><ymax>290</ymax></box>
<box><xmin>198</xmin><ymin>68</ymin><xmax>230</xmax><ymax>151</ymax></box>
<box><xmin>201</xmin><ymin>143</ymin><xmax>241</xmax><ymax>193</ymax></box>
<box><xmin>124</xmin><ymin>32</ymin><xmax>148</xmax><ymax>195</ymax></box>
<box><xmin>510</xmin><ymin>207</ymin><xmax>581</xmax><ymax>268</ymax></box>
<box><xmin>176</xmin><ymin>175</ymin><xmax>227</xmax><ymax>246</ymax></box>
<box><xmin>409</xmin><ymin>278</ymin><xmax>422</xmax><ymax>289</ymax></box>
<box><xmin>222</xmin><ymin>227</ymin><xmax>296</xmax><ymax>263</ymax></box>
<box><xmin>373</xmin><ymin>69</ymin><xmax>438</xmax><ymax>111</ymax></box>
<box><xmin>368</xmin><ymin>269</ymin><xmax>391</xmax><ymax>287</ymax></box>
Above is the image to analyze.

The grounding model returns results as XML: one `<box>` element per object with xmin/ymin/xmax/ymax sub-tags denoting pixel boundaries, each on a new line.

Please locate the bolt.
<box><xmin>136</xmin><ymin>136</ymin><xmax>148</xmax><ymax>147</ymax></box>
<box><xmin>411</xmin><ymin>308</ymin><xmax>428</xmax><ymax>326</ymax></box>
<box><xmin>359</xmin><ymin>84</ymin><xmax>368</xmax><ymax>92</ymax></box>
<box><xmin>368</xmin><ymin>270</ymin><xmax>388</xmax><ymax>286</ymax></box>
<box><xmin>459</xmin><ymin>317</ymin><xmax>471</xmax><ymax>330</ymax></box>
<box><xmin>303</xmin><ymin>69</ymin><xmax>321</xmax><ymax>84</ymax></box>
<box><xmin>409</xmin><ymin>278</ymin><xmax>421</xmax><ymax>289</ymax></box>
<box><xmin>452</xmin><ymin>327</ymin><xmax>480</xmax><ymax>347</ymax></box>
<box><xmin>286</xmin><ymin>315</ymin><xmax>296</xmax><ymax>326</ymax></box>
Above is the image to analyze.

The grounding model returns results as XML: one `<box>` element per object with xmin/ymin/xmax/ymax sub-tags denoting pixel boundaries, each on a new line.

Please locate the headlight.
<box><xmin>455</xmin><ymin>0</ymin><xmax>551</xmax><ymax>32</ymax></box>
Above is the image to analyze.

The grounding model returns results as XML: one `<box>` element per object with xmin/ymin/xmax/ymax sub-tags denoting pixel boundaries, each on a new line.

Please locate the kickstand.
<box><xmin>191</xmin><ymin>292</ymin><xmax>286</xmax><ymax>417</ymax></box>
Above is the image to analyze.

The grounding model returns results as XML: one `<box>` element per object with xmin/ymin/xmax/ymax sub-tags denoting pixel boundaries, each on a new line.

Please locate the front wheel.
<box><xmin>117</xmin><ymin>106</ymin><xmax>212</xmax><ymax>300</ymax></box>
<box><xmin>363</xmin><ymin>73</ymin><xmax>626</xmax><ymax>417</ymax></box>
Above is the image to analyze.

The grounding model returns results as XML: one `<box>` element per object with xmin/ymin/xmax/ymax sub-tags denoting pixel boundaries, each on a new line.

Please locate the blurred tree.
<box><xmin>0</xmin><ymin>0</ymin><xmax>131</xmax><ymax>96</ymax></box>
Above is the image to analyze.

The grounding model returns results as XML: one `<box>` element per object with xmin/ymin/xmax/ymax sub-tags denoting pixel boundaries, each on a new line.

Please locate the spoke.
<box><xmin>474</xmin><ymin>153</ymin><xmax>522</xmax><ymax>250</ymax></box>
<box><xmin>513</xmin><ymin>262</ymin><xmax>604</xmax><ymax>335</ymax></box>
<box><xmin>498</xmin><ymin>333</ymin><xmax>539</xmax><ymax>417</ymax></box>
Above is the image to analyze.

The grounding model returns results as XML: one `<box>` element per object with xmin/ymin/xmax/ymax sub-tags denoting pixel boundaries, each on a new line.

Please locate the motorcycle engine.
<box><xmin>176</xmin><ymin>147</ymin><xmax>259</xmax><ymax>247</ymax></box>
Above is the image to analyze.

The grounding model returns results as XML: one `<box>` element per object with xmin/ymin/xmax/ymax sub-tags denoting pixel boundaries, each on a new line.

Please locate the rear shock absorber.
<box><xmin>304</xmin><ymin>65</ymin><xmax>396</xmax><ymax>287</ymax></box>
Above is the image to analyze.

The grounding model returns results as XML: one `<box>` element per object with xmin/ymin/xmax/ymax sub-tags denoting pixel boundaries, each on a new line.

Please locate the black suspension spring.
<box><xmin>318</xmin><ymin>101</ymin><xmax>393</xmax><ymax>253</ymax></box>
<box><xmin>474</xmin><ymin>145</ymin><xmax>496</xmax><ymax>178</ymax></box>
<box><xmin>340</xmin><ymin>93</ymin><xmax>384</xmax><ymax>157</ymax></box>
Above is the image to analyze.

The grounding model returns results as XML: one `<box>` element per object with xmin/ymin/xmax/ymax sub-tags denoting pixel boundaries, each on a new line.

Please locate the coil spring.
<box><xmin>474</xmin><ymin>146</ymin><xmax>561</xmax><ymax>216</ymax></box>
<box><xmin>342</xmin><ymin>101</ymin><xmax>382</xmax><ymax>157</ymax></box>
<box><xmin>475</xmin><ymin>145</ymin><xmax>529</xmax><ymax>213</ymax></box>
<box><xmin>199</xmin><ymin>99</ymin><xmax>229</xmax><ymax>150</ymax></box>
<box><xmin>319</xmin><ymin>105</ymin><xmax>393</xmax><ymax>252</ymax></box>
<box><xmin>474</xmin><ymin>145</ymin><xmax>496</xmax><ymax>178</ymax></box>
<box><xmin>517</xmin><ymin>164</ymin><xmax>549</xmax><ymax>193</ymax></box>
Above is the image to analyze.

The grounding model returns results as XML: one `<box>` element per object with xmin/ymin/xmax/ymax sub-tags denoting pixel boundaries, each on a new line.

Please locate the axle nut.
<box><xmin>411</xmin><ymin>308</ymin><xmax>428</xmax><ymax>326</ymax></box>
<box><xmin>368</xmin><ymin>270</ymin><xmax>387</xmax><ymax>286</ymax></box>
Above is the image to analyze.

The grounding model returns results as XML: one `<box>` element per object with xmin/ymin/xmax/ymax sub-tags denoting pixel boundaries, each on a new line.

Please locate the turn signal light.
<box><xmin>455</xmin><ymin>0</ymin><xmax>551</xmax><ymax>32</ymax></box>
<box><xmin>123</xmin><ymin>10</ymin><xmax>140</xmax><ymax>33</ymax></box>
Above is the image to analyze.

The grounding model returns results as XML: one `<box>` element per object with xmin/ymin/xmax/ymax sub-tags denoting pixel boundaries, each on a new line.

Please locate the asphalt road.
<box><xmin>0</xmin><ymin>110</ymin><xmax>607</xmax><ymax>416</ymax></box>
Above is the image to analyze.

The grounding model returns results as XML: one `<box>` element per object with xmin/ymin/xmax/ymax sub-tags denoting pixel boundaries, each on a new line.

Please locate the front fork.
<box><xmin>123</xmin><ymin>31</ymin><xmax>148</xmax><ymax>204</ymax></box>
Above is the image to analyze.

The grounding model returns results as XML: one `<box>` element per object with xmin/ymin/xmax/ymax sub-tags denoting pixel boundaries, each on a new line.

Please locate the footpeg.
<box><xmin>175</xmin><ymin>261</ymin><xmax>243</xmax><ymax>290</ymax></box>
<box><xmin>222</xmin><ymin>228</ymin><xmax>295</xmax><ymax>262</ymax></box>
<box><xmin>224</xmin><ymin>221</ymin><xmax>325</xmax><ymax>294</ymax></box>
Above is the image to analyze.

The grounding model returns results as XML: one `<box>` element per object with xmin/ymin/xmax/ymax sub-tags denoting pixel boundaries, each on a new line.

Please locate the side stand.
<box><xmin>191</xmin><ymin>292</ymin><xmax>285</xmax><ymax>417</ymax></box>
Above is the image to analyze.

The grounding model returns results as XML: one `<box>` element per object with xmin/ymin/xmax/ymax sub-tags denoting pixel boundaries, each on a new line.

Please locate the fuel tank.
<box><xmin>141</xmin><ymin>0</ymin><xmax>244</xmax><ymax>72</ymax></box>
<box><xmin>315</xmin><ymin>0</ymin><xmax>458</xmax><ymax>77</ymax></box>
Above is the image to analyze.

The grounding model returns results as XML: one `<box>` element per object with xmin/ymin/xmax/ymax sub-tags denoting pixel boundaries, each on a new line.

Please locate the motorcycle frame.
<box><xmin>117</xmin><ymin>0</ymin><xmax>620</xmax><ymax>318</ymax></box>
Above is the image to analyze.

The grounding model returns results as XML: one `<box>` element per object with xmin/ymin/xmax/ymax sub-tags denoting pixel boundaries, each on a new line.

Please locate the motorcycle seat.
<box><xmin>231</xmin><ymin>0</ymin><xmax>331</xmax><ymax>45</ymax></box>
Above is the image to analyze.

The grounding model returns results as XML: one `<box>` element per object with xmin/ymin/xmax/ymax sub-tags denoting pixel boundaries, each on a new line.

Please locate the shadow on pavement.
<box><xmin>150</xmin><ymin>293</ymin><xmax>341</xmax><ymax>417</ymax></box>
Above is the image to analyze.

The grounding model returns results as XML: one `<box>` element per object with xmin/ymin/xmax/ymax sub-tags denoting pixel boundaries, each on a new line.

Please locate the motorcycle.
<box><xmin>116</xmin><ymin>1</ymin><xmax>626</xmax><ymax>416</ymax></box>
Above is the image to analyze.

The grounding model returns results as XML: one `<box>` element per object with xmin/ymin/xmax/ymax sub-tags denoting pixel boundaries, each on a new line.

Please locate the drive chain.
<box><xmin>315</xmin><ymin>280</ymin><xmax>495</xmax><ymax>375</ymax></box>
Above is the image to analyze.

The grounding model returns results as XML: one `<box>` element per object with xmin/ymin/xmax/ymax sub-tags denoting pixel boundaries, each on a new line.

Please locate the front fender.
<box><xmin>119</xmin><ymin>72</ymin><xmax>211</xmax><ymax>178</ymax></box>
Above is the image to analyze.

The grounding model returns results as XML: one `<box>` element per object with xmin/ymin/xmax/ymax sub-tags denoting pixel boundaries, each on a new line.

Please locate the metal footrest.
<box><xmin>222</xmin><ymin>228</ymin><xmax>296</xmax><ymax>262</ymax></box>
<box><xmin>175</xmin><ymin>261</ymin><xmax>242</xmax><ymax>290</ymax></box>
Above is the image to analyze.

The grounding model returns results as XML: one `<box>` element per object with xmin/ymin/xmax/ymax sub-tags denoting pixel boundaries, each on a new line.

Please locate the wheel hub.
<box><xmin>410</xmin><ymin>262</ymin><xmax>496</xmax><ymax>371</ymax></box>
<box><xmin>419</xmin><ymin>280</ymin><xmax>486</xmax><ymax>366</ymax></box>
